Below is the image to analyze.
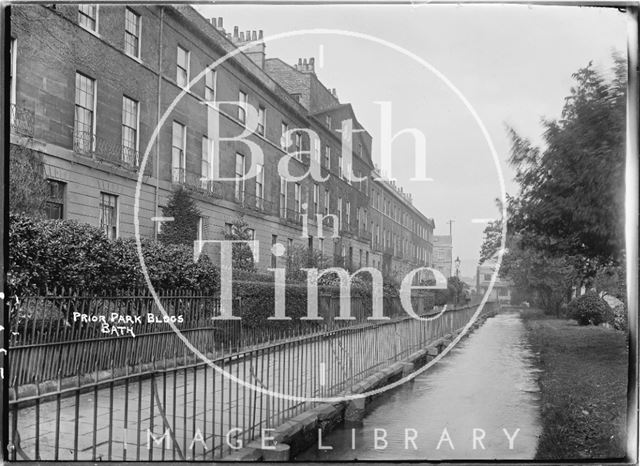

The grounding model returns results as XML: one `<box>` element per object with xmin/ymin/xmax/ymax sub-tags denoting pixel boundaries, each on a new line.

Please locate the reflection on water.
<box><xmin>296</xmin><ymin>312</ymin><xmax>541</xmax><ymax>461</ymax></box>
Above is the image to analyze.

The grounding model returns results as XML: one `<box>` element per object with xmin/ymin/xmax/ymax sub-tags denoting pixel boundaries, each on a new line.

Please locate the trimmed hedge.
<box><xmin>8</xmin><ymin>213</ymin><xmax>219</xmax><ymax>296</ymax></box>
<box><xmin>9</xmin><ymin>214</ymin><xmax>422</xmax><ymax>329</ymax></box>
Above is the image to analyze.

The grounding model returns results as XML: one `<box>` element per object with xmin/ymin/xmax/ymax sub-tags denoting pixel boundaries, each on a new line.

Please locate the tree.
<box><xmin>479</xmin><ymin>198</ymin><xmax>506</xmax><ymax>264</ymax></box>
<box><xmin>447</xmin><ymin>276</ymin><xmax>466</xmax><ymax>304</ymax></box>
<box><xmin>496</xmin><ymin>54</ymin><xmax>627</xmax><ymax>316</ymax></box>
<box><xmin>285</xmin><ymin>243</ymin><xmax>329</xmax><ymax>282</ymax></box>
<box><xmin>9</xmin><ymin>144</ymin><xmax>49</xmax><ymax>218</ymax></box>
<box><xmin>222</xmin><ymin>215</ymin><xmax>256</xmax><ymax>274</ymax></box>
<box><xmin>500</xmin><ymin>237</ymin><xmax>577</xmax><ymax>316</ymax></box>
<box><xmin>158</xmin><ymin>187</ymin><xmax>201</xmax><ymax>247</ymax></box>
<box><xmin>506</xmin><ymin>55</ymin><xmax>626</xmax><ymax>269</ymax></box>
<box><xmin>479</xmin><ymin>219</ymin><xmax>502</xmax><ymax>264</ymax></box>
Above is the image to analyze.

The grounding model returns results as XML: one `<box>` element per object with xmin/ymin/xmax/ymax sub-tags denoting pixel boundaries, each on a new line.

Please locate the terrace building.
<box><xmin>476</xmin><ymin>252</ymin><xmax>512</xmax><ymax>303</ymax></box>
<box><xmin>9</xmin><ymin>4</ymin><xmax>435</xmax><ymax>277</ymax></box>
<box><xmin>433</xmin><ymin>235</ymin><xmax>453</xmax><ymax>278</ymax></box>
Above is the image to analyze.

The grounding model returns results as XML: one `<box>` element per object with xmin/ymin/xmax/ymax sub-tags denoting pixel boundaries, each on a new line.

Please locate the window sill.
<box><xmin>125</xmin><ymin>52</ymin><xmax>143</xmax><ymax>65</ymax></box>
<box><xmin>79</xmin><ymin>25</ymin><xmax>101</xmax><ymax>40</ymax></box>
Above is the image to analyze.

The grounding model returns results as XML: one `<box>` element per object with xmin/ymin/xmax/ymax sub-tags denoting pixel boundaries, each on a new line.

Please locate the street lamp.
<box><xmin>454</xmin><ymin>256</ymin><xmax>461</xmax><ymax>306</ymax></box>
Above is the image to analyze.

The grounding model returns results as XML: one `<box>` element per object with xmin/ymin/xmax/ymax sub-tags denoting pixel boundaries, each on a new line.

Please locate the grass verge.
<box><xmin>521</xmin><ymin>308</ymin><xmax>628</xmax><ymax>460</ymax></box>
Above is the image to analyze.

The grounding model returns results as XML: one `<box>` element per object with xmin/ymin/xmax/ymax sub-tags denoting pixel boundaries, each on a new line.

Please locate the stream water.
<box><xmin>296</xmin><ymin>311</ymin><xmax>542</xmax><ymax>461</ymax></box>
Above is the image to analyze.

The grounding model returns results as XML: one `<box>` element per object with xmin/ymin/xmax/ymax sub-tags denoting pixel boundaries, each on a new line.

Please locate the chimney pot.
<box><xmin>259</xmin><ymin>30</ymin><xmax>264</xmax><ymax>39</ymax></box>
<box><xmin>234</xmin><ymin>26</ymin><xmax>239</xmax><ymax>38</ymax></box>
<box><xmin>218</xmin><ymin>17</ymin><xmax>223</xmax><ymax>28</ymax></box>
<box><xmin>246</xmin><ymin>30</ymin><xmax>251</xmax><ymax>41</ymax></box>
<box><xmin>303</xmin><ymin>58</ymin><xmax>308</xmax><ymax>65</ymax></box>
<box><xmin>239</xmin><ymin>31</ymin><xmax>245</xmax><ymax>41</ymax></box>
<box><xmin>252</xmin><ymin>30</ymin><xmax>257</xmax><ymax>41</ymax></box>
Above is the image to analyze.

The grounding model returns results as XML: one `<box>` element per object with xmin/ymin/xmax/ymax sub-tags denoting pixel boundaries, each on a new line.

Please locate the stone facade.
<box><xmin>433</xmin><ymin>235</ymin><xmax>452</xmax><ymax>278</ymax></box>
<box><xmin>476</xmin><ymin>252</ymin><xmax>512</xmax><ymax>303</ymax></box>
<box><xmin>10</xmin><ymin>4</ymin><xmax>435</xmax><ymax>277</ymax></box>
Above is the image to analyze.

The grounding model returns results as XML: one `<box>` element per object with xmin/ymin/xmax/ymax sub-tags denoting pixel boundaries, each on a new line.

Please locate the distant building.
<box><xmin>433</xmin><ymin>235</ymin><xmax>452</xmax><ymax>277</ymax></box>
<box><xmin>476</xmin><ymin>252</ymin><xmax>512</xmax><ymax>303</ymax></box>
<box><xmin>459</xmin><ymin>276</ymin><xmax>476</xmax><ymax>292</ymax></box>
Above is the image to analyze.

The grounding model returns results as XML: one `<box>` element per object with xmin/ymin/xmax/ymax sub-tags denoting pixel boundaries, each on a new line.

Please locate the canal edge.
<box><xmin>223</xmin><ymin>306</ymin><xmax>501</xmax><ymax>461</ymax></box>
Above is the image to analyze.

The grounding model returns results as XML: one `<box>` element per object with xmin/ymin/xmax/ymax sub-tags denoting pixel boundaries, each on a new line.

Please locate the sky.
<box><xmin>195</xmin><ymin>3</ymin><xmax>627</xmax><ymax>277</ymax></box>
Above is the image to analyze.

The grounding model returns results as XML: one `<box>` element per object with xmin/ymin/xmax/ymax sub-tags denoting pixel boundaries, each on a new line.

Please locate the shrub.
<box><xmin>8</xmin><ymin>213</ymin><xmax>219</xmax><ymax>296</ymax></box>
<box><xmin>593</xmin><ymin>265</ymin><xmax>626</xmax><ymax>301</ymax></box>
<box><xmin>158</xmin><ymin>187</ymin><xmax>201</xmax><ymax>247</ymax></box>
<box><xmin>285</xmin><ymin>244</ymin><xmax>330</xmax><ymax>282</ymax></box>
<box><xmin>8</xmin><ymin>213</ymin><xmax>113</xmax><ymax>295</ymax></box>
<box><xmin>231</xmin><ymin>280</ymin><xmax>315</xmax><ymax>329</ymax></box>
<box><xmin>222</xmin><ymin>214</ymin><xmax>256</xmax><ymax>275</ymax></box>
<box><xmin>602</xmin><ymin>294</ymin><xmax>627</xmax><ymax>331</ymax></box>
<box><xmin>568</xmin><ymin>291</ymin><xmax>613</xmax><ymax>326</ymax></box>
<box><xmin>229</xmin><ymin>278</ymin><xmax>401</xmax><ymax>328</ymax></box>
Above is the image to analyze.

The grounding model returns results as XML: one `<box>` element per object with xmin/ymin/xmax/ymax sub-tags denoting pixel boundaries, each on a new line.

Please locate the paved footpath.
<box><xmin>11</xmin><ymin>323</ymin><xmax>415</xmax><ymax>461</ymax></box>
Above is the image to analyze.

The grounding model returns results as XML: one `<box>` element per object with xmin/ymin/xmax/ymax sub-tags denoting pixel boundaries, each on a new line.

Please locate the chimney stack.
<box><xmin>228</xmin><ymin>25</ymin><xmax>267</xmax><ymax>69</ymax></box>
<box><xmin>209</xmin><ymin>17</ymin><xmax>226</xmax><ymax>34</ymax></box>
<box><xmin>295</xmin><ymin>57</ymin><xmax>316</xmax><ymax>74</ymax></box>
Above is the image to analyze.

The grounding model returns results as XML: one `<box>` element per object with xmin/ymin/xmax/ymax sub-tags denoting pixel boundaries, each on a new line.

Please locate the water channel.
<box><xmin>296</xmin><ymin>311</ymin><xmax>542</xmax><ymax>461</ymax></box>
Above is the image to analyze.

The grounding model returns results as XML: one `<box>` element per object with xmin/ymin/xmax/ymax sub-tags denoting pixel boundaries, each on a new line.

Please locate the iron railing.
<box><xmin>171</xmin><ymin>172</ymin><xmax>275</xmax><ymax>214</ymax></box>
<box><xmin>172</xmin><ymin>168</ymin><xmax>227</xmax><ymax>199</ymax></box>
<box><xmin>73</xmin><ymin>130</ymin><xmax>145</xmax><ymax>173</ymax></box>
<box><xmin>7</xmin><ymin>287</ymin><xmax>430</xmax><ymax>389</ymax></box>
<box><xmin>238</xmin><ymin>192</ymin><xmax>275</xmax><ymax>215</ymax></box>
<box><xmin>280</xmin><ymin>207</ymin><xmax>302</xmax><ymax>226</ymax></box>
<box><xmin>7</xmin><ymin>295</ymin><xmax>485</xmax><ymax>461</ymax></box>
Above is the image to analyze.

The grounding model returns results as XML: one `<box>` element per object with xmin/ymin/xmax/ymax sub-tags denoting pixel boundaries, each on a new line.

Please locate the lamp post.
<box><xmin>454</xmin><ymin>256</ymin><xmax>461</xmax><ymax>306</ymax></box>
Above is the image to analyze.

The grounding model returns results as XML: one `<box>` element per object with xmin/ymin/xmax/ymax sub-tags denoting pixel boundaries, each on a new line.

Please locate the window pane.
<box><xmin>201</xmin><ymin>137</ymin><xmax>210</xmax><ymax>178</ymax></box>
<box><xmin>172</xmin><ymin>122</ymin><xmax>185</xmax><ymax>181</ymax></box>
<box><xmin>205</xmin><ymin>70</ymin><xmax>215</xmax><ymax>101</ymax></box>
<box><xmin>74</xmin><ymin>73</ymin><xmax>95</xmax><ymax>152</ymax></box>
<box><xmin>177</xmin><ymin>46</ymin><xmax>189</xmax><ymax>87</ymax></box>
<box><xmin>172</xmin><ymin>122</ymin><xmax>184</xmax><ymax>148</ymax></box>
<box><xmin>257</xmin><ymin>106</ymin><xmax>265</xmax><ymax>135</ymax></box>
<box><xmin>122</xmin><ymin>96</ymin><xmax>138</xmax><ymax>164</ymax></box>
<box><xmin>238</xmin><ymin>92</ymin><xmax>247</xmax><ymax>122</ymax></box>
<box><xmin>124</xmin><ymin>8</ymin><xmax>140</xmax><ymax>57</ymax></box>
<box><xmin>46</xmin><ymin>180</ymin><xmax>65</xmax><ymax>220</ymax></box>
<box><xmin>100</xmin><ymin>193</ymin><xmax>118</xmax><ymax>239</ymax></box>
<box><xmin>280</xmin><ymin>122</ymin><xmax>288</xmax><ymax>150</ymax></box>
<box><xmin>235</xmin><ymin>154</ymin><xmax>245</xmax><ymax>200</ymax></box>
<box><xmin>78</xmin><ymin>5</ymin><xmax>97</xmax><ymax>31</ymax></box>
